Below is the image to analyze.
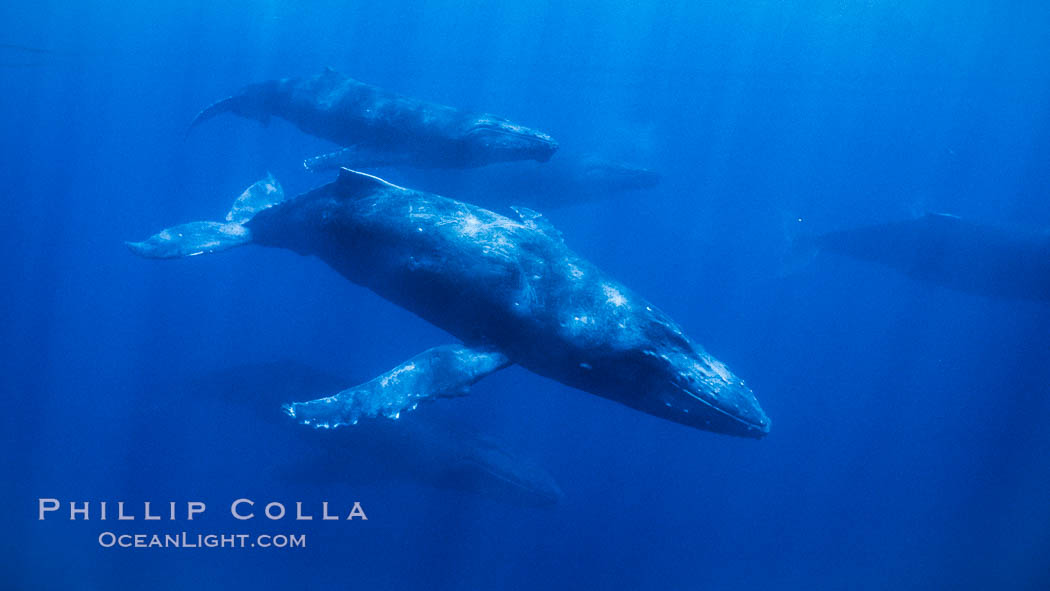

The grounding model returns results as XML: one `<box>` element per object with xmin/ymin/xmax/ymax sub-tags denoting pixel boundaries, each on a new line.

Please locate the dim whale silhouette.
<box><xmin>305</xmin><ymin>152</ymin><xmax>661</xmax><ymax>209</ymax></box>
<box><xmin>127</xmin><ymin>171</ymin><xmax>769</xmax><ymax>438</ymax></box>
<box><xmin>190</xmin><ymin>68</ymin><xmax>558</xmax><ymax>169</ymax></box>
<box><xmin>190</xmin><ymin>361</ymin><xmax>563</xmax><ymax>506</ymax></box>
<box><xmin>808</xmin><ymin>213</ymin><xmax>1050</xmax><ymax>302</ymax></box>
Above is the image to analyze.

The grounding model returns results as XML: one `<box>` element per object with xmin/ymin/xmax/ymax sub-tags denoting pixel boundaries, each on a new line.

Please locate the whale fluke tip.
<box><xmin>188</xmin><ymin>96</ymin><xmax>239</xmax><ymax>134</ymax></box>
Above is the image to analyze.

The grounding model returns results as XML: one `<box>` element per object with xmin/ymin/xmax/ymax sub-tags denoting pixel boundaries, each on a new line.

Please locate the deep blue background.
<box><xmin>2</xmin><ymin>1</ymin><xmax>1049</xmax><ymax>589</ymax></box>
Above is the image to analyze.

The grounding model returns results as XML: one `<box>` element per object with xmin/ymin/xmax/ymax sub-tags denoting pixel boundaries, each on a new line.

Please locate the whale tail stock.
<box><xmin>125</xmin><ymin>174</ymin><xmax>284</xmax><ymax>259</ymax></box>
<box><xmin>186</xmin><ymin>95</ymin><xmax>273</xmax><ymax>140</ymax></box>
<box><xmin>188</xmin><ymin>80</ymin><xmax>283</xmax><ymax>136</ymax></box>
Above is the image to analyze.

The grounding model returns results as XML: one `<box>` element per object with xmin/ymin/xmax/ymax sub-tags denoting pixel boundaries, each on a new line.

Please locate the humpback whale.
<box><xmin>191</xmin><ymin>68</ymin><xmax>558</xmax><ymax>169</ymax></box>
<box><xmin>806</xmin><ymin>213</ymin><xmax>1050</xmax><ymax>301</ymax></box>
<box><xmin>190</xmin><ymin>361</ymin><xmax>563</xmax><ymax>506</ymax></box>
<box><xmin>128</xmin><ymin>171</ymin><xmax>770</xmax><ymax>438</ymax></box>
<box><xmin>305</xmin><ymin>152</ymin><xmax>661</xmax><ymax>208</ymax></box>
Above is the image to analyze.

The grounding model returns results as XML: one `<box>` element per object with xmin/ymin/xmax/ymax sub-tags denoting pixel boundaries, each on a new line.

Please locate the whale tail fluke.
<box><xmin>125</xmin><ymin>221</ymin><xmax>251</xmax><ymax>259</ymax></box>
<box><xmin>225</xmin><ymin>172</ymin><xmax>283</xmax><ymax>223</ymax></box>
<box><xmin>126</xmin><ymin>175</ymin><xmax>284</xmax><ymax>259</ymax></box>
<box><xmin>188</xmin><ymin>96</ymin><xmax>240</xmax><ymax>134</ymax></box>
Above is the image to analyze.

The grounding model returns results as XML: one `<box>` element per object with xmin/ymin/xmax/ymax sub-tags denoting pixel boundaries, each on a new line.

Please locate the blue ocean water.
<box><xmin>2</xmin><ymin>1</ymin><xmax>1050</xmax><ymax>589</ymax></box>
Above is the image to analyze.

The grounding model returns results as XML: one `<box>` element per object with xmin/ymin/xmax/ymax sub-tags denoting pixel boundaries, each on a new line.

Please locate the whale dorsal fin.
<box><xmin>337</xmin><ymin>168</ymin><xmax>406</xmax><ymax>194</ymax></box>
<box><xmin>226</xmin><ymin>173</ymin><xmax>284</xmax><ymax>223</ymax></box>
<box><xmin>510</xmin><ymin>205</ymin><xmax>563</xmax><ymax>241</ymax></box>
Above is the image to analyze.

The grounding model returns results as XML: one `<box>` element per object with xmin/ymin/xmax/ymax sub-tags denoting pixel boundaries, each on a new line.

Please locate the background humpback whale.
<box><xmin>189</xmin><ymin>361</ymin><xmax>563</xmax><ymax>507</ymax></box>
<box><xmin>190</xmin><ymin>68</ymin><xmax>558</xmax><ymax>169</ymax></box>
<box><xmin>803</xmin><ymin>213</ymin><xmax>1050</xmax><ymax>301</ymax></box>
<box><xmin>305</xmin><ymin>152</ymin><xmax>661</xmax><ymax>209</ymax></box>
<box><xmin>127</xmin><ymin>171</ymin><xmax>770</xmax><ymax>439</ymax></box>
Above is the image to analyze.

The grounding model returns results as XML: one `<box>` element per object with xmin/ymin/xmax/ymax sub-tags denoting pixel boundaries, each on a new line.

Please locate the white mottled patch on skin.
<box><xmin>707</xmin><ymin>359</ymin><xmax>733</xmax><ymax>382</ymax></box>
<box><xmin>602</xmin><ymin>283</ymin><xmax>628</xmax><ymax>307</ymax></box>
<box><xmin>380</xmin><ymin>362</ymin><xmax>416</xmax><ymax>387</ymax></box>
<box><xmin>686</xmin><ymin>355</ymin><xmax>733</xmax><ymax>384</ymax></box>
<box><xmin>561</xmin><ymin>312</ymin><xmax>594</xmax><ymax>335</ymax></box>
<box><xmin>423</xmin><ymin>206</ymin><xmax>530</xmax><ymax>258</ymax></box>
<box><xmin>458</xmin><ymin>213</ymin><xmax>485</xmax><ymax>237</ymax></box>
<box><xmin>567</xmin><ymin>262</ymin><xmax>584</xmax><ymax>279</ymax></box>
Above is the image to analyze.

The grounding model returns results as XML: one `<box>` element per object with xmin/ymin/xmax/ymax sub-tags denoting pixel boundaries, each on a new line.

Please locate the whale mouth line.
<box><xmin>474</xmin><ymin>128</ymin><xmax>546</xmax><ymax>142</ymax></box>
<box><xmin>467</xmin><ymin>123</ymin><xmax>555</xmax><ymax>143</ymax></box>
<box><xmin>670</xmin><ymin>381</ymin><xmax>770</xmax><ymax>436</ymax></box>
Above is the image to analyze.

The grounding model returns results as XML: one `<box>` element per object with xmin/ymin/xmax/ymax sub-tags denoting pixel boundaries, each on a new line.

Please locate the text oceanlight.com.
<box><xmin>97</xmin><ymin>532</ymin><xmax>306</xmax><ymax>549</ymax></box>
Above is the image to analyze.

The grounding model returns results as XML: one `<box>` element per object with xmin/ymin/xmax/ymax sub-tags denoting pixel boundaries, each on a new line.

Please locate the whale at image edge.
<box><xmin>127</xmin><ymin>170</ymin><xmax>770</xmax><ymax>439</ymax></box>
<box><xmin>797</xmin><ymin>213</ymin><xmax>1050</xmax><ymax>302</ymax></box>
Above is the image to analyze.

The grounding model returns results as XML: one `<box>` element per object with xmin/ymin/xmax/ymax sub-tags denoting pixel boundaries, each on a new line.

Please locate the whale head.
<box><xmin>463</xmin><ymin>116</ymin><xmax>558</xmax><ymax>165</ymax></box>
<box><xmin>621</xmin><ymin>347</ymin><xmax>770</xmax><ymax>439</ymax></box>
<box><xmin>443</xmin><ymin>435</ymin><xmax>565</xmax><ymax>507</ymax></box>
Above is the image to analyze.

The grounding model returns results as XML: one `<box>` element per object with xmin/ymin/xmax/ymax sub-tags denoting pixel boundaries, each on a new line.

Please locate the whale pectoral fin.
<box><xmin>126</xmin><ymin>221</ymin><xmax>251</xmax><ymax>259</ymax></box>
<box><xmin>304</xmin><ymin>147</ymin><xmax>414</xmax><ymax>172</ymax></box>
<box><xmin>283</xmin><ymin>345</ymin><xmax>510</xmax><ymax>429</ymax></box>
<box><xmin>303</xmin><ymin>147</ymin><xmax>358</xmax><ymax>172</ymax></box>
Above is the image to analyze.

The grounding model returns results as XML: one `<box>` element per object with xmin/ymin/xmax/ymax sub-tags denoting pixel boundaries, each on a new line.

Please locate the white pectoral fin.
<box><xmin>304</xmin><ymin>147</ymin><xmax>414</xmax><ymax>172</ymax></box>
<box><xmin>283</xmin><ymin>345</ymin><xmax>510</xmax><ymax>429</ymax></box>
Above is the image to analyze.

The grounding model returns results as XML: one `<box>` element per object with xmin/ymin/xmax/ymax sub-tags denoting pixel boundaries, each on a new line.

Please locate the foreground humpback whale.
<box><xmin>305</xmin><ymin>152</ymin><xmax>661</xmax><ymax>208</ymax></box>
<box><xmin>191</xmin><ymin>68</ymin><xmax>558</xmax><ymax>169</ymax></box>
<box><xmin>190</xmin><ymin>361</ymin><xmax>563</xmax><ymax>506</ymax></box>
<box><xmin>128</xmin><ymin>171</ymin><xmax>770</xmax><ymax>438</ymax></box>
<box><xmin>805</xmin><ymin>213</ymin><xmax>1050</xmax><ymax>301</ymax></box>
